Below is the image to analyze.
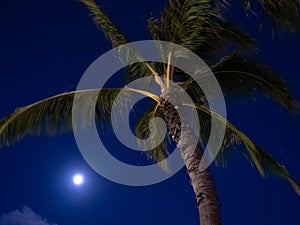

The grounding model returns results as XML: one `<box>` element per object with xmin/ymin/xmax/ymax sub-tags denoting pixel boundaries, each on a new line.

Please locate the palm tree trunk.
<box><xmin>160</xmin><ymin>87</ymin><xmax>222</xmax><ymax>225</ymax></box>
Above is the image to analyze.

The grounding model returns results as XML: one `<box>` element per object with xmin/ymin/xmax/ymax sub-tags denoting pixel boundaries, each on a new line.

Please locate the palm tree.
<box><xmin>0</xmin><ymin>0</ymin><xmax>299</xmax><ymax>224</ymax></box>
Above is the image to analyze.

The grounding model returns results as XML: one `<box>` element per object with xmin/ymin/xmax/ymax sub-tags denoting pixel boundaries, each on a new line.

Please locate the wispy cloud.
<box><xmin>0</xmin><ymin>206</ymin><xmax>57</xmax><ymax>225</ymax></box>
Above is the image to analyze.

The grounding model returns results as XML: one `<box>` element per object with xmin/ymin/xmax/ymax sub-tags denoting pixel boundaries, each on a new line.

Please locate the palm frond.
<box><xmin>80</xmin><ymin>0</ymin><xmax>128</xmax><ymax>47</ymax></box>
<box><xmin>0</xmin><ymin>88</ymin><xmax>131</xmax><ymax>148</ymax></box>
<box><xmin>147</xmin><ymin>17</ymin><xmax>161</xmax><ymax>40</ymax></box>
<box><xmin>135</xmin><ymin>103</ymin><xmax>170</xmax><ymax>169</ymax></box>
<box><xmin>211</xmin><ymin>52</ymin><xmax>299</xmax><ymax>114</ymax></box>
<box><xmin>124</xmin><ymin>62</ymin><xmax>156</xmax><ymax>84</ymax></box>
<box><xmin>190</xmin><ymin>103</ymin><xmax>300</xmax><ymax>195</ymax></box>
<box><xmin>80</xmin><ymin>0</ymin><xmax>157</xmax><ymax>83</ymax></box>
<box><xmin>256</xmin><ymin>0</ymin><xmax>300</xmax><ymax>31</ymax></box>
<box><xmin>159</xmin><ymin>0</ymin><xmax>223</xmax><ymax>43</ymax></box>
<box><xmin>215</xmin><ymin>22</ymin><xmax>257</xmax><ymax>51</ymax></box>
<box><xmin>147</xmin><ymin>0</ymin><xmax>256</xmax><ymax>62</ymax></box>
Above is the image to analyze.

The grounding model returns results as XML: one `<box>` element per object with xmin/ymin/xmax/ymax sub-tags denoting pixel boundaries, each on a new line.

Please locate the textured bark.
<box><xmin>160</xmin><ymin>87</ymin><xmax>222</xmax><ymax>225</ymax></box>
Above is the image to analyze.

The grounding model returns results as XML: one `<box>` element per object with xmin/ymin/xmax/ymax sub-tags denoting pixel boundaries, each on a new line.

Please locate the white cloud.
<box><xmin>0</xmin><ymin>206</ymin><xmax>57</xmax><ymax>225</ymax></box>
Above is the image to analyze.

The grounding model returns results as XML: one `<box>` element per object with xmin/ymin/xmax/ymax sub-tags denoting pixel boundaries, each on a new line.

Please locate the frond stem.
<box><xmin>145</xmin><ymin>63</ymin><xmax>165</xmax><ymax>90</ymax></box>
<box><xmin>166</xmin><ymin>52</ymin><xmax>172</xmax><ymax>88</ymax></box>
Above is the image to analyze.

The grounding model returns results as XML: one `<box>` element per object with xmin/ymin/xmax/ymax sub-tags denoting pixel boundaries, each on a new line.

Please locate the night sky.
<box><xmin>0</xmin><ymin>0</ymin><xmax>300</xmax><ymax>225</ymax></box>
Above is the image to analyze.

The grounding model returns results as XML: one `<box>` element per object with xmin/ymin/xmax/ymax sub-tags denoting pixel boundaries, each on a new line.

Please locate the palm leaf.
<box><xmin>134</xmin><ymin>103</ymin><xmax>170</xmax><ymax>169</ymax></box>
<box><xmin>191</xmin><ymin>103</ymin><xmax>300</xmax><ymax>195</ymax></box>
<box><xmin>179</xmin><ymin>52</ymin><xmax>298</xmax><ymax>114</ymax></box>
<box><xmin>80</xmin><ymin>0</ymin><xmax>157</xmax><ymax>83</ymax></box>
<box><xmin>144</xmin><ymin>0</ymin><xmax>257</xmax><ymax>86</ymax></box>
<box><xmin>147</xmin><ymin>0</ymin><xmax>256</xmax><ymax>61</ymax></box>
<box><xmin>256</xmin><ymin>0</ymin><xmax>300</xmax><ymax>31</ymax></box>
<box><xmin>80</xmin><ymin>0</ymin><xmax>128</xmax><ymax>47</ymax></box>
<box><xmin>159</xmin><ymin>0</ymin><xmax>222</xmax><ymax>43</ymax></box>
<box><xmin>0</xmin><ymin>88</ymin><xmax>131</xmax><ymax>148</ymax></box>
<box><xmin>210</xmin><ymin>52</ymin><xmax>299</xmax><ymax>114</ymax></box>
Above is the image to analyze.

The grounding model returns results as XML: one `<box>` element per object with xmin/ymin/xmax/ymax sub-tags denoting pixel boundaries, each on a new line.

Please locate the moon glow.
<box><xmin>73</xmin><ymin>174</ymin><xmax>84</xmax><ymax>185</ymax></box>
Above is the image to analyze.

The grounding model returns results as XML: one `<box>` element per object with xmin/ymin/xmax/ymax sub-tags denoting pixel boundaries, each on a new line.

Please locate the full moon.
<box><xmin>73</xmin><ymin>174</ymin><xmax>84</xmax><ymax>185</ymax></box>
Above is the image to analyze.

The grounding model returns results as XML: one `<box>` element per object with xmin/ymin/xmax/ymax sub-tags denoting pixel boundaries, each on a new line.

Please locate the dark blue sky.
<box><xmin>0</xmin><ymin>0</ymin><xmax>299</xmax><ymax>224</ymax></box>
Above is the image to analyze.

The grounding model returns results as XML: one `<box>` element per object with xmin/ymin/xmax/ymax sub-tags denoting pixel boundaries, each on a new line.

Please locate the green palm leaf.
<box><xmin>134</xmin><ymin>103</ymin><xmax>170</xmax><ymax>169</ymax></box>
<box><xmin>211</xmin><ymin>52</ymin><xmax>299</xmax><ymax>114</ymax></box>
<box><xmin>158</xmin><ymin>0</ymin><xmax>222</xmax><ymax>43</ymax></box>
<box><xmin>192</xmin><ymin>103</ymin><xmax>300</xmax><ymax>195</ymax></box>
<box><xmin>148</xmin><ymin>0</ymin><xmax>256</xmax><ymax>60</ymax></box>
<box><xmin>80</xmin><ymin>0</ymin><xmax>155</xmax><ymax>83</ymax></box>
<box><xmin>80</xmin><ymin>0</ymin><xmax>128</xmax><ymax>47</ymax></box>
<box><xmin>177</xmin><ymin>52</ymin><xmax>298</xmax><ymax>114</ymax></box>
<box><xmin>0</xmin><ymin>88</ymin><xmax>128</xmax><ymax>148</ymax></box>
<box><xmin>255</xmin><ymin>0</ymin><xmax>300</xmax><ymax>31</ymax></box>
